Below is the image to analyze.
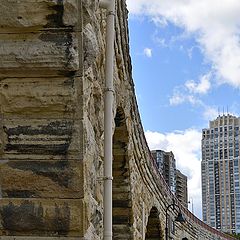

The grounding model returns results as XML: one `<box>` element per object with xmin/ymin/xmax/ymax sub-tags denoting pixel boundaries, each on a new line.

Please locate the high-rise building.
<box><xmin>152</xmin><ymin>150</ymin><xmax>188</xmax><ymax>206</ymax></box>
<box><xmin>151</xmin><ymin>150</ymin><xmax>176</xmax><ymax>193</ymax></box>
<box><xmin>176</xmin><ymin>169</ymin><xmax>188</xmax><ymax>208</ymax></box>
<box><xmin>201</xmin><ymin>114</ymin><xmax>240</xmax><ymax>234</ymax></box>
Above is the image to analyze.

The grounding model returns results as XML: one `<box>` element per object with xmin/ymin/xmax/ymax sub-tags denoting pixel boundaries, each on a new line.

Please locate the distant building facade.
<box><xmin>176</xmin><ymin>169</ymin><xmax>188</xmax><ymax>208</ymax></box>
<box><xmin>151</xmin><ymin>150</ymin><xmax>176</xmax><ymax>193</ymax></box>
<box><xmin>201</xmin><ymin>114</ymin><xmax>240</xmax><ymax>234</ymax></box>
<box><xmin>152</xmin><ymin>150</ymin><xmax>188</xmax><ymax>207</ymax></box>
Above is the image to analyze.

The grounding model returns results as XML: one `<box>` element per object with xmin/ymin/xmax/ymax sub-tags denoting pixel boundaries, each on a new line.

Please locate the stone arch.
<box><xmin>112</xmin><ymin>107</ymin><xmax>132</xmax><ymax>239</ymax></box>
<box><xmin>146</xmin><ymin>207</ymin><xmax>163</xmax><ymax>240</ymax></box>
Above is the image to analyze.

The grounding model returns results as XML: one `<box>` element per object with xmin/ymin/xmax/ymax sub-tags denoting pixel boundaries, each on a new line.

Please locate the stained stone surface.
<box><xmin>0</xmin><ymin>0</ymin><xmax>86</xmax><ymax>238</ymax></box>
<box><xmin>0</xmin><ymin>0</ymin><xmax>234</xmax><ymax>240</ymax></box>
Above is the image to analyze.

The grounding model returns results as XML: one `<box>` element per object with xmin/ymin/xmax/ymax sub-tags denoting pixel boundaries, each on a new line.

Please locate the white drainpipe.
<box><xmin>142</xmin><ymin>201</ymin><xmax>145</xmax><ymax>239</ymax></box>
<box><xmin>99</xmin><ymin>0</ymin><xmax>115</xmax><ymax>240</ymax></box>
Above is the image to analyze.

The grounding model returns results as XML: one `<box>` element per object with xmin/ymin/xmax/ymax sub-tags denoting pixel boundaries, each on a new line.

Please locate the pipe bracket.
<box><xmin>103</xmin><ymin>176</ymin><xmax>113</xmax><ymax>180</ymax></box>
<box><xmin>97</xmin><ymin>176</ymin><xmax>113</xmax><ymax>181</ymax></box>
<box><xmin>105</xmin><ymin>87</ymin><xmax>115</xmax><ymax>93</ymax></box>
<box><xmin>107</xmin><ymin>10</ymin><xmax>115</xmax><ymax>17</ymax></box>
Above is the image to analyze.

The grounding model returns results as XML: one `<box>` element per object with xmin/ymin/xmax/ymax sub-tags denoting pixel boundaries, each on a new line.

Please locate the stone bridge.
<box><xmin>0</xmin><ymin>0</ymin><xmax>236</xmax><ymax>239</ymax></box>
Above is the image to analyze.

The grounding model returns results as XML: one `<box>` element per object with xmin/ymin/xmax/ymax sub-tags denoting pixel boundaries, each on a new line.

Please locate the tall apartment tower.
<box><xmin>201</xmin><ymin>114</ymin><xmax>240</xmax><ymax>234</ymax></box>
<box><xmin>151</xmin><ymin>150</ymin><xmax>176</xmax><ymax>193</ymax></box>
<box><xmin>176</xmin><ymin>169</ymin><xmax>188</xmax><ymax>208</ymax></box>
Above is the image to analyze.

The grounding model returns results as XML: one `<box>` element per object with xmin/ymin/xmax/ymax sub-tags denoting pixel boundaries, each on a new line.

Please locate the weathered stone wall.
<box><xmin>0</xmin><ymin>0</ymin><xmax>85</xmax><ymax>238</ymax></box>
<box><xmin>0</xmin><ymin>0</ymin><xmax>236</xmax><ymax>240</ymax></box>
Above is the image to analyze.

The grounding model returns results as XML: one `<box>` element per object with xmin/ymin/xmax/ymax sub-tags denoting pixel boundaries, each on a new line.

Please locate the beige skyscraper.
<box><xmin>201</xmin><ymin>114</ymin><xmax>240</xmax><ymax>234</ymax></box>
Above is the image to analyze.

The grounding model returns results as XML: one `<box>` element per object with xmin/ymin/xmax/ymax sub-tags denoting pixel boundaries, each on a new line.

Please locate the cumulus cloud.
<box><xmin>169</xmin><ymin>93</ymin><xmax>200</xmax><ymax>106</ymax></box>
<box><xmin>169</xmin><ymin>88</ymin><xmax>202</xmax><ymax>106</ymax></box>
<box><xmin>185</xmin><ymin>73</ymin><xmax>211</xmax><ymax>94</ymax></box>
<box><xmin>143</xmin><ymin>48</ymin><xmax>152</xmax><ymax>57</ymax></box>
<box><xmin>169</xmin><ymin>72</ymin><xmax>212</xmax><ymax>106</ymax></box>
<box><xmin>169</xmin><ymin>92</ymin><xmax>186</xmax><ymax>106</ymax></box>
<box><xmin>145</xmin><ymin>129</ymin><xmax>202</xmax><ymax>218</ymax></box>
<box><xmin>151</xmin><ymin>16</ymin><xmax>168</xmax><ymax>28</ymax></box>
<box><xmin>126</xmin><ymin>0</ymin><xmax>240</xmax><ymax>88</ymax></box>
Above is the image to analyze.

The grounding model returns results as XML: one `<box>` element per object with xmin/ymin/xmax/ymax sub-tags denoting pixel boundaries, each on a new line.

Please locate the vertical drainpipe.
<box><xmin>142</xmin><ymin>201</ymin><xmax>145</xmax><ymax>239</ymax></box>
<box><xmin>99</xmin><ymin>0</ymin><xmax>115</xmax><ymax>240</ymax></box>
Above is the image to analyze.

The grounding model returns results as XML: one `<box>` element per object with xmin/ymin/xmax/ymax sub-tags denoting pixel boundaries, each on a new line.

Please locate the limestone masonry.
<box><xmin>0</xmin><ymin>0</ymin><xmax>236</xmax><ymax>239</ymax></box>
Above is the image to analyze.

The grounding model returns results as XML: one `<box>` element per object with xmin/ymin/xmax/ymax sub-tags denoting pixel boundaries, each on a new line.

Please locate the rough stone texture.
<box><xmin>0</xmin><ymin>0</ymin><xmax>86</xmax><ymax>238</ymax></box>
<box><xmin>0</xmin><ymin>0</ymin><xmax>236</xmax><ymax>240</ymax></box>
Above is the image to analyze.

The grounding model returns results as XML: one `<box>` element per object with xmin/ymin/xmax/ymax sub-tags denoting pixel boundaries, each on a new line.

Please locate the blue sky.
<box><xmin>126</xmin><ymin>0</ymin><xmax>240</xmax><ymax>219</ymax></box>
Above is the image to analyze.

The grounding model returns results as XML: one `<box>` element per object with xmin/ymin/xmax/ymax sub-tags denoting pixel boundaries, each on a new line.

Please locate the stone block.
<box><xmin>1</xmin><ymin>118</ymin><xmax>84</xmax><ymax>160</ymax></box>
<box><xmin>0</xmin><ymin>32</ymin><xmax>78</xmax><ymax>76</ymax></box>
<box><xmin>0</xmin><ymin>198</ymin><xmax>86</xmax><ymax>237</ymax></box>
<box><xmin>0</xmin><ymin>160</ymin><xmax>84</xmax><ymax>199</ymax></box>
<box><xmin>0</xmin><ymin>77</ymin><xmax>76</xmax><ymax>118</ymax></box>
<box><xmin>0</xmin><ymin>0</ymin><xmax>78</xmax><ymax>30</ymax></box>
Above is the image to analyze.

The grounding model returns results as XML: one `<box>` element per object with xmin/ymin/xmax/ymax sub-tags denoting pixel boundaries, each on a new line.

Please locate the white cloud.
<box><xmin>169</xmin><ymin>89</ymin><xmax>202</xmax><ymax>106</ymax></box>
<box><xmin>169</xmin><ymin>73</ymin><xmax>212</xmax><ymax>106</ymax></box>
<box><xmin>169</xmin><ymin>92</ymin><xmax>185</xmax><ymax>106</ymax></box>
<box><xmin>203</xmin><ymin>106</ymin><xmax>219</xmax><ymax>121</ymax></box>
<box><xmin>143</xmin><ymin>48</ymin><xmax>152</xmax><ymax>58</ymax></box>
<box><xmin>185</xmin><ymin>73</ymin><xmax>211</xmax><ymax>94</ymax></box>
<box><xmin>126</xmin><ymin>0</ymin><xmax>240</xmax><ymax>88</ymax></box>
<box><xmin>145</xmin><ymin>129</ymin><xmax>202</xmax><ymax>218</ymax></box>
<box><xmin>202</xmin><ymin>105</ymin><xmax>240</xmax><ymax>122</ymax></box>
<box><xmin>151</xmin><ymin>16</ymin><xmax>168</xmax><ymax>28</ymax></box>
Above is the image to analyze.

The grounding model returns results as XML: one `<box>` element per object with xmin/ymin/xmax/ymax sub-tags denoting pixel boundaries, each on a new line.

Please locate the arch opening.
<box><xmin>146</xmin><ymin>207</ymin><xmax>163</xmax><ymax>240</ymax></box>
<box><xmin>112</xmin><ymin>107</ymin><xmax>132</xmax><ymax>239</ymax></box>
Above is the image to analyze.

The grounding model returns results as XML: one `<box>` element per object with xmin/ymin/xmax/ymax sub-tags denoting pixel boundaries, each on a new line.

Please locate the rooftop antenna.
<box><xmin>223</xmin><ymin>106</ymin><xmax>225</xmax><ymax>116</ymax></box>
<box><xmin>227</xmin><ymin>105</ymin><xmax>229</xmax><ymax>115</ymax></box>
<box><xmin>218</xmin><ymin>107</ymin><xmax>220</xmax><ymax>117</ymax></box>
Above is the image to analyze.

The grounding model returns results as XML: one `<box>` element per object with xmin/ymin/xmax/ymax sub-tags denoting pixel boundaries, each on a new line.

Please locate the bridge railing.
<box><xmin>180</xmin><ymin>206</ymin><xmax>236</xmax><ymax>239</ymax></box>
<box><xmin>132</xmin><ymin>99</ymin><xmax>235</xmax><ymax>239</ymax></box>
